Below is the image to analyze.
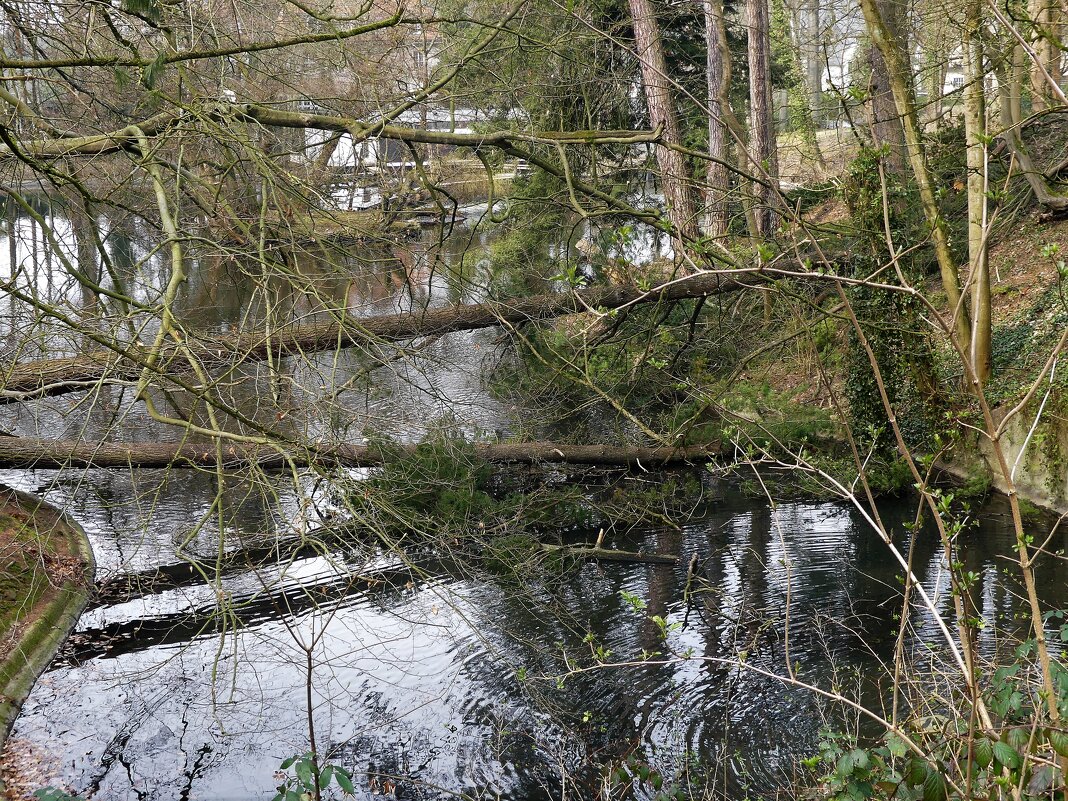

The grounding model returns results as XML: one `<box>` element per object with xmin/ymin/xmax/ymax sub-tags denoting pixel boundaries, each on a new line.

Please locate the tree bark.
<box><xmin>0</xmin><ymin>272</ymin><xmax>768</xmax><ymax>402</ymax></box>
<box><xmin>0</xmin><ymin>436</ymin><xmax>721</xmax><ymax>470</ymax></box>
<box><xmin>963</xmin><ymin>3</ymin><xmax>991</xmax><ymax>384</ymax></box>
<box><xmin>867</xmin><ymin>0</ymin><xmax>908</xmax><ymax>174</ymax></box>
<box><xmin>540</xmin><ymin>544</ymin><xmax>677</xmax><ymax>564</ymax></box>
<box><xmin>628</xmin><ymin>0</ymin><xmax>700</xmax><ymax>246</ymax></box>
<box><xmin>993</xmin><ymin>61</ymin><xmax>1068</xmax><ymax>212</ymax></box>
<box><xmin>804</xmin><ymin>0</ymin><xmax>823</xmax><ymax>123</ymax></box>
<box><xmin>705</xmin><ymin>0</ymin><xmax>732</xmax><ymax>238</ymax></box>
<box><xmin>746</xmin><ymin>0</ymin><xmax>780</xmax><ymax>237</ymax></box>
<box><xmin>1029</xmin><ymin>0</ymin><xmax>1064</xmax><ymax>110</ymax></box>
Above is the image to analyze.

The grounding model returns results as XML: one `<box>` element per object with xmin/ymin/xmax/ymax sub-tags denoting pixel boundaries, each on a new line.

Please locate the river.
<box><xmin>0</xmin><ymin>204</ymin><xmax>1065</xmax><ymax>800</ymax></box>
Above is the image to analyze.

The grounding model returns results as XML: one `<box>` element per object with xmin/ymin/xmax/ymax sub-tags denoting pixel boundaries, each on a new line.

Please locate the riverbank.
<box><xmin>0</xmin><ymin>484</ymin><xmax>94</xmax><ymax>793</ymax></box>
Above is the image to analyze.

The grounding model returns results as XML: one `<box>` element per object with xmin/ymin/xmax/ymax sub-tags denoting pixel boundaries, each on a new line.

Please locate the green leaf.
<box><xmin>973</xmin><ymin>737</ymin><xmax>993</xmax><ymax>769</ymax></box>
<box><xmin>112</xmin><ymin>67</ymin><xmax>132</xmax><ymax>90</ymax></box>
<box><xmin>886</xmin><ymin>733</ymin><xmax>908</xmax><ymax>758</ymax></box>
<box><xmin>122</xmin><ymin>0</ymin><xmax>161</xmax><ymax>21</ymax></box>
<box><xmin>296</xmin><ymin>759</ymin><xmax>314</xmax><ymax>789</ymax></box>
<box><xmin>836</xmin><ymin>751</ymin><xmax>856</xmax><ymax>776</ymax></box>
<box><xmin>279</xmin><ymin>756</ymin><xmax>297</xmax><ymax>770</ymax></box>
<box><xmin>1048</xmin><ymin>728</ymin><xmax>1068</xmax><ymax>757</ymax></box>
<box><xmin>992</xmin><ymin>741</ymin><xmax>1021</xmax><ymax>770</ymax></box>
<box><xmin>1028</xmin><ymin>764</ymin><xmax>1057</xmax><ymax>795</ymax></box>
<box><xmin>905</xmin><ymin>758</ymin><xmax>927</xmax><ymax>785</ymax></box>
<box><xmin>335</xmin><ymin>769</ymin><xmax>356</xmax><ymax>795</ymax></box>
<box><xmin>922</xmin><ymin>769</ymin><xmax>947</xmax><ymax>801</ymax></box>
<box><xmin>318</xmin><ymin>766</ymin><xmax>333</xmax><ymax>788</ymax></box>
<box><xmin>1005</xmin><ymin>726</ymin><xmax>1029</xmax><ymax>752</ymax></box>
<box><xmin>141</xmin><ymin>51</ymin><xmax>167</xmax><ymax>89</ymax></box>
<box><xmin>34</xmin><ymin>791</ymin><xmax>84</xmax><ymax>801</ymax></box>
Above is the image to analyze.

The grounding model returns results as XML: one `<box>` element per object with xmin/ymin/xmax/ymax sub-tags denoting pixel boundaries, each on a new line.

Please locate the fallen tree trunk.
<box><xmin>1</xmin><ymin>271</ymin><xmax>765</xmax><ymax>403</ymax></box>
<box><xmin>0</xmin><ymin>436</ymin><xmax>721</xmax><ymax>470</ymax></box>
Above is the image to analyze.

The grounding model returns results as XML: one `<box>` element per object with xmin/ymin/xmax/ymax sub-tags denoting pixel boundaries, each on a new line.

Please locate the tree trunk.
<box><xmin>705</xmin><ymin>0</ymin><xmax>732</xmax><ymax>238</ymax></box>
<box><xmin>805</xmin><ymin>0</ymin><xmax>823</xmax><ymax>123</ymax></box>
<box><xmin>746</xmin><ymin>0</ymin><xmax>780</xmax><ymax>237</ymax></box>
<box><xmin>868</xmin><ymin>0</ymin><xmax>908</xmax><ymax>174</ymax></box>
<box><xmin>1029</xmin><ymin>0</ymin><xmax>1064</xmax><ymax>110</ymax></box>
<box><xmin>993</xmin><ymin>62</ymin><xmax>1068</xmax><ymax>211</ymax></box>
<box><xmin>0</xmin><ymin>436</ymin><xmax>722</xmax><ymax>470</ymax></box>
<box><xmin>1008</xmin><ymin>42</ymin><xmax>1025</xmax><ymax>127</ymax></box>
<box><xmin>627</xmin><ymin>0</ymin><xmax>699</xmax><ymax>247</ymax></box>
<box><xmin>963</xmin><ymin>2</ymin><xmax>991</xmax><ymax>385</ymax></box>
<box><xmin>0</xmin><ymin>271</ymin><xmax>770</xmax><ymax>402</ymax></box>
<box><xmin>859</xmin><ymin>0</ymin><xmax>972</xmax><ymax>348</ymax></box>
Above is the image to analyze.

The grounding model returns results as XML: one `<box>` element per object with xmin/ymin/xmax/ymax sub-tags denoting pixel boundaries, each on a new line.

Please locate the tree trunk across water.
<box><xmin>0</xmin><ymin>436</ymin><xmax>721</xmax><ymax>470</ymax></box>
<box><xmin>0</xmin><ymin>272</ymin><xmax>765</xmax><ymax>403</ymax></box>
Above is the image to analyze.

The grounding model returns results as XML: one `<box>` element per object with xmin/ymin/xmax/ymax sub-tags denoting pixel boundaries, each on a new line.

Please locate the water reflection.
<box><xmin>1</xmin><ymin>206</ymin><xmax>1066</xmax><ymax>799</ymax></box>
<box><xmin>3</xmin><ymin>473</ymin><xmax>1064</xmax><ymax>800</ymax></box>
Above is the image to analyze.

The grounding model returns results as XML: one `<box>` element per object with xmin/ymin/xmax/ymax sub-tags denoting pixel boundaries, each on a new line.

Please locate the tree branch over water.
<box><xmin>0</xmin><ymin>271</ymin><xmax>769</xmax><ymax>402</ymax></box>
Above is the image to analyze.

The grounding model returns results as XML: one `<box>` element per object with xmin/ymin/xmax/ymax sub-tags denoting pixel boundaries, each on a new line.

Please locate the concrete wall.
<box><xmin>943</xmin><ymin>389</ymin><xmax>1068</xmax><ymax>512</ymax></box>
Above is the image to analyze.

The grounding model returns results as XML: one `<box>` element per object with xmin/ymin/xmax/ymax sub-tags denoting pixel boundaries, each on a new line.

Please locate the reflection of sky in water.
<box><xmin>0</xmin><ymin>210</ymin><xmax>512</xmax><ymax>443</ymax></box>
<box><xmin>2</xmin><ymin>211</ymin><xmax>1066</xmax><ymax>799</ymax></box>
<box><xmin>4</xmin><ymin>471</ymin><xmax>1064</xmax><ymax>800</ymax></box>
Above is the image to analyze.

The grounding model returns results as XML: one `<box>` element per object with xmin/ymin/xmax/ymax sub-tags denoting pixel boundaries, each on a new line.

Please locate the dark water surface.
<box><xmin>1</xmin><ymin>209</ymin><xmax>1066</xmax><ymax>799</ymax></box>
<box><xmin>4</xmin><ymin>472</ymin><xmax>1063</xmax><ymax>800</ymax></box>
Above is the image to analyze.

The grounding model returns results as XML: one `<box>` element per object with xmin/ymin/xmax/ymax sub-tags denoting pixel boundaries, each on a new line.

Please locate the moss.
<box><xmin>0</xmin><ymin>486</ymin><xmax>94</xmax><ymax>764</ymax></box>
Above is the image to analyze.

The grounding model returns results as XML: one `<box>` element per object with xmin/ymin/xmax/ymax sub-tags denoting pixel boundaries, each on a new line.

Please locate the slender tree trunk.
<box><xmin>786</xmin><ymin>0</ymin><xmax>826</xmax><ymax>168</ymax></box>
<box><xmin>963</xmin><ymin>3</ymin><xmax>991</xmax><ymax>384</ymax></box>
<box><xmin>705</xmin><ymin>0</ymin><xmax>731</xmax><ymax>238</ymax></box>
<box><xmin>1008</xmin><ymin>42</ymin><xmax>1025</xmax><ymax>127</ymax></box>
<box><xmin>993</xmin><ymin>60</ymin><xmax>1068</xmax><ymax>211</ymax></box>
<box><xmin>805</xmin><ymin>0</ymin><xmax>823</xmax><ymax>122</ymax></box>
<box><xmin>746</xmin><ymin>0</ymin><xmax>779</xmax><ymax>237</ymax></box>
<box><xmin>859</xmin><ymin>0</ymin><xmax>972</xmax><ymax>348</ymax></box>
<box><xmin>1029</xmin><ymin>0</ymin><xmax>1064</xmax><ymax>109</ymax></box>
<box><xmin>628</xmin><ymin>0</ymin><xmax>699</xmax><ymax>247</ymax></box>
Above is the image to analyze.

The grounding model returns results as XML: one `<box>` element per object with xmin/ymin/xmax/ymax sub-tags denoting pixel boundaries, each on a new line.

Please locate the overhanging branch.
<box><xmin>0</xmin><ymin>271</ymin><xmax>767</xmax><ymax>403</ymax></box>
